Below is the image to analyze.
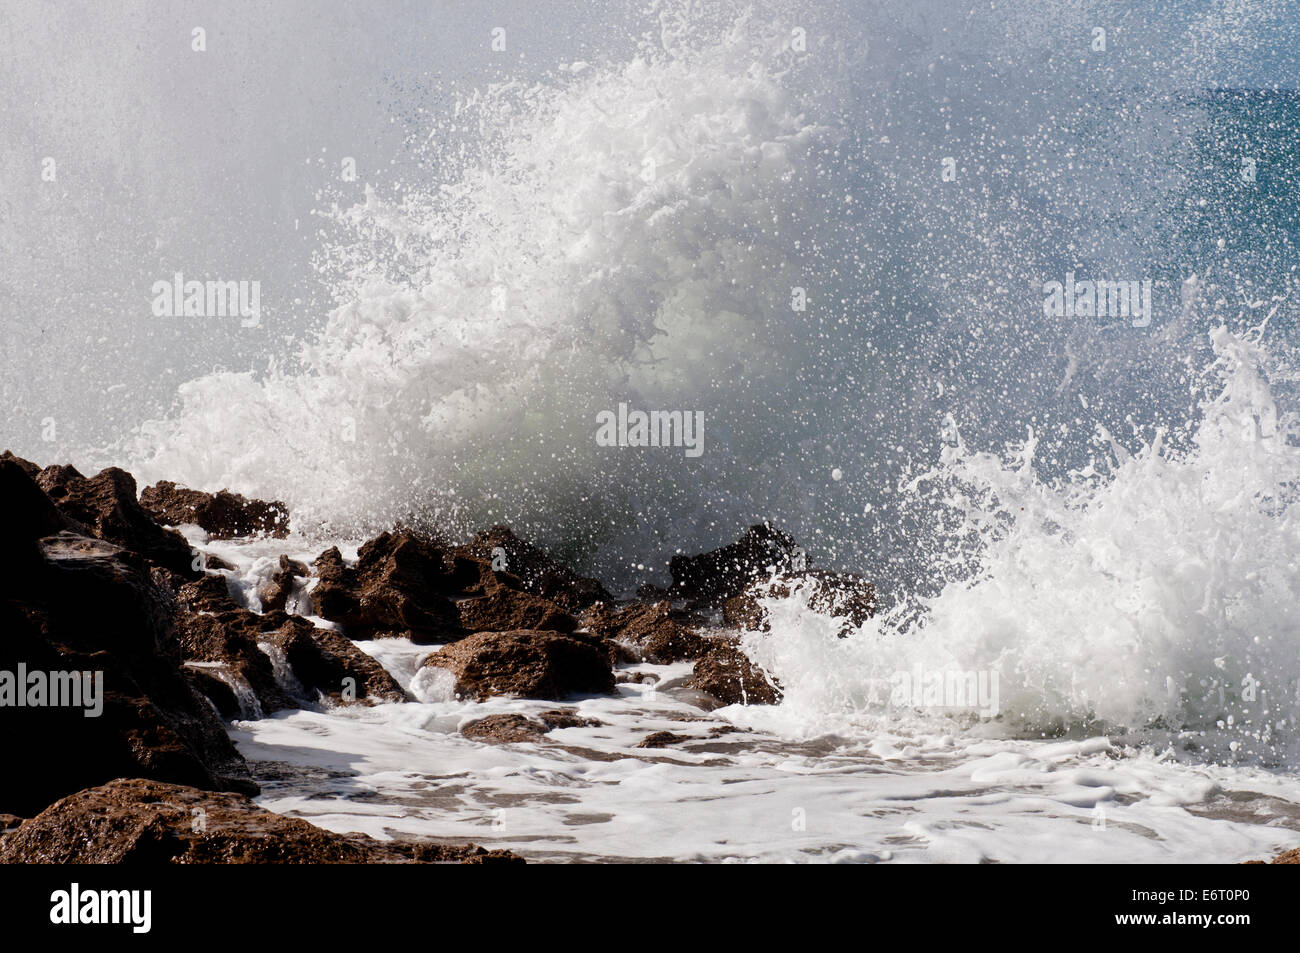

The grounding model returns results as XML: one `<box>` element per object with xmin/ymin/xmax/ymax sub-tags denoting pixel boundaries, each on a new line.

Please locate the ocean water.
<box><xmin>6</xmin><ymin>0</ymin><xmax>1300</xmax><ymax>860</ymax></box>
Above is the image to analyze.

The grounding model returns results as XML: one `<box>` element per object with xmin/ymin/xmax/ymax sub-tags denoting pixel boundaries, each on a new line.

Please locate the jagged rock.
<box><xmin>140</xmin><ymin>480</ymin><xmax>289</xmax><ymax>539</ymax></box>
<box><xmin>723</xmin><ymin>569</ymin><xmax>877</xmax><ymax>636</ymax></box>
<box><xmin>0</xmin><ymin>465</ymin><xmax>256</xmax><ymax>816</ymax></box>
<box><xmin>454</xmin><ymin>525</ymin><xmax>611</xmax><ymax>612</ymax></box>
<box><xmin>0</xmin><ymin>778</ymin><xmax>521</xmax><ymax>864</ymax></box>
<box><xmin>263</xmin><ymin>621</ymin><xmax>409</xmax><ymax>706</ymax></box>
<box><xmin>687</xmin><ymin>641</ymin><xmax>782</xmax><ymax>706</ymax></box>
<box><xmin>580</xmin><ymin>599</ymin><xmax>710</xmax><ymax>662</ymax></box>
<box><xmin>310</xmin><ymin>533</ymin><xmax>464</xmax><ymax>642</ymax></box>
<box><xmin>457</xmin><ymin>577</ymin><xmax>578</xmax><ymax>634</ymax></box>
<box><xmin>669</xmin><ymin>523</ymin><xmax>801</xmax><ymax>605</ymax></box>
<box><xmin>36</xmin><ymin>464</ymin><xmax>199</xmax><ymax>577</ymax></box>
<box><xmin>421</xmin><ymin>629</ymin><xmax>615</xmax><ymax>701</ymax></box>
<box><xmin>174</xmin><ymin>576</ymin><xmax>298</xmax><ymax>716</ymax></box>
<box><xmin>637</xmin><ymin>731</ymin><xmax>690</xmax><ymax>748</ymax></box>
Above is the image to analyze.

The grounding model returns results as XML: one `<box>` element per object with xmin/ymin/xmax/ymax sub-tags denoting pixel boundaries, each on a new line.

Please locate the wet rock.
<box><xmin>1245</xmin><ymin>847</ymin><xmax>1300</xmax><ymax>864</ymax></box>
<box><xmin>580</xmin><ymin>599</ymin><xmax>710</xmax><ymax>662</ymax></box>
<box><xmin>174</xmin><ymin>577</ymin><xmax>297</xmax><ymax>716</ymax></box>
<box><xmin>421</xmin><ymin>629</ymin><xmax>615</xmax><ymax>701</ymax></box>
<box><xmin>140</xmin><ymin>480</ymin><xmax>289</xmax><ymax>539</ymax></box>
<box><xmin>457</xmin><ymin>578</ymin><xmax>578</xmax><ymax>634</ymax></box>
<box><xmin>461</xmin><ymin>713</ymin><xmax>547</xmax><ymax>744</ymax></box>
<box><xmin>36</xmin><ymin>464</ymin><xmax>198</xmax><ymax>577</ymax></box>
<box><xmin>0</xmin><ymin>778</ymin><xmax>522</xmax><ymax>864</ymax></box>
<box><xmin>537</xmin><ymin>709</ymin><xmax>603</xmax><ymax>730</ymax></box>
<box><xmin>0</xmin><ymin>489</ymin><xmax>256</xmax><ymax>816</ymax></box>
<box><xmin>257</xmin><ymin>554</ymin><xmax>308</xmax><ymax>613</ymax></box>
<box><xmin>636</xmin><ymin>731</ymin><xmax>689</xmax><ymax>748</ymax></box>
<box><xmin>687</xmin><ymin>641</ymin><xmax>782</xmax><ymax>706</ymax></box>
<box><xmin>310</xmin><ymin>532</ymin><xmax>464</xmax><ymax>642</ymax></box>
<box><xmin>454</xmin><ymin>525</ymin><xmax>612</xmax><ymax>612</ymax></box>
<box><xmin>723</xmin><ymin>569</ymin><xmax>877</xmax><ymax>637</ymax></box>
<box><xmin>669</xmin><ymin>523</ymin><xmax>801</xmax><ymax>606</ymax></box>
<box><xmin>263</xmin><ymin>620</ymin><xmax>410</xmax><ymax>706</ymax></box>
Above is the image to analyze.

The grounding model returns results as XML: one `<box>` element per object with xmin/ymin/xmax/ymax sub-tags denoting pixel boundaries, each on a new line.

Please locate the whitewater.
<box><xmin>10</xmin><ymin>0</ymin><xmax>1300</xmax><ymax>860</ymax></box>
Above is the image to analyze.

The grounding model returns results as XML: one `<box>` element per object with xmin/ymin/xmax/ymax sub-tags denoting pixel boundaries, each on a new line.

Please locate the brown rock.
<box><xmin>537</xmin><ymin>709</ymin><xmax>603</xmax><ymax>730</ymax></box>
<box><xmin>669</xmin><ymin>523</ymin><xmax>801</xmax><ymax>606</ymax></box>
<box><xmin>263</xmin><ymin>620</ymin><xmax>409</xmax><ymax>706</ymax></box>
<box><xmin>140</xmin><ymin>480</ymin><xmax>289</xmax><ymax>539</ymax></box>
<box><xmin>454</xmin><ymin>525</ymin><xmax>612</xmax><ymax>612</ymax></box>
<box><xmin>257</xmin><ymin>554</ymin><xmax>308</xmax><ymax>613</ymax></box>
<box><xmin>461</xmin><ymin>713</ymin><xmax>547</xmax><ymax>744</ymax></box>
<box><xmin>457</xmin><ymin>578</ymin><xmax>578</xmax><ymax>634</ymax></box>
<box><xmin>0</xmin><ymin>778</ymin><xmax>521</xmax><ymax>864</ymax></box>
<box><xmin>687</xmin><ymin>641</ymin><xmax>782</xmax><ymax>706</ymax></box>
<box><xmin>310</xmin><ymin>533</ymin><xmax>464</xmax><ymax>642</ymax></box>
<box><xmin>724</xmin><ymin>569</ymin><xmax>877</xmax><ymax>637</ymax></box>
<box><xmin>421</xmin><ymin>629</ymin><xmax>615</xmax><ymax>701</ymax></box>
<box><xmin>636</xmin><ymin>731</ymin><xmax>689</xmax><ymax>748</ymax></box>
<box><xmin>37</xmin><ymin>464</ymin><xmax>199</xmax><ymax>577</ymax></box>
<box><xmin>580</xmin><ymin>599</ymin><xmax>710</xmax><ymax>663</ymax></box>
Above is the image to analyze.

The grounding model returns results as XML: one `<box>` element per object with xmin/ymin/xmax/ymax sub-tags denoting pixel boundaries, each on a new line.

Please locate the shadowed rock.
<box><xmin>669</xmin><ymin>523</ymin><xmax>800</xmax><ymax>606</ymax></box>
<box><xmin>457</xmin><ymin>577</ymin><xmax>578</xmax><ymax>634</ymax></box>
<box><xmin>454</xmin><ymin>525</ymin><xmax>611</xmax><ymax>612</ymax></box>
<box><xmin>723</xmin><ymin>569</ymin><xmax>877</xmax><ymax>637</ymax></box>
<box><xmin>0</xmin><ymin>778</ymin><xmax>521</xmax><ymax>864</ymax></box>
<box><xmin>36</xmin><ymin>464</ymin><xmax>198</xmax><ymax>578</ymax></box>
<box><xmin>140</xmin><ymin>480</ymin><xmax>289</xmax><ymax>539</ymax></box>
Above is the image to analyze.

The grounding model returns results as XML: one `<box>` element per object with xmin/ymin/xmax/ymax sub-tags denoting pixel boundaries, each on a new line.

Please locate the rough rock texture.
<box><xmin>454</xmin><ymin>525</ymin><xmax>612</xmax><ymax>612</ymax></box>
<box><xmin>263</xmin><ymin>620</ymin><xmax>409</xmax><ymax>706</ymax></box>
<box><xmin>537</xmin><ymin>709</ymin><xmax>603</xmax><ymax>730</ymax></box>
<box><xmin>723</xmin><ymin>569</ymin><xmax>877</xmax><ymax>636</ymax></box>
<box><xmin>687</xmin><ymin>641</ymin><xmax>782</xmax><ymax>706</ymax></box>
<box><xmin>1245</xmin><ymin>847</ymin><xmax>1300</xmax><ymax>864</ymax></box>
<box><xmin>457</xmin><ymin>578</ymin><xmax>578</xmax><ymax>634</ymax></box>
<box><xmin>140</xmin><ymin>480</ymin><xmax>289</xmax><ymax>539</ymax></box>
<box><xmin>310</xmin><ymin>533</ymin><xmax>464</xmax><ymax>642</ymax></box>
<box><xmin>176</xmin><ymin>575</ymin><xmax>407</xmax><ymax>711</ymax></box>
<box><xmin>421</xmin><ymin>629</ymin><xmax>615</xmax><ymax>701</ymax></box>
<box><xmin>669</xmin><ymin>523</ymin><xmax>800</xmax><ymax>606</ymax></box>
<box><xmin>460</xmin><ymin>713</ymin><xmax>547</xmax><ymax>744</ymax></box>
<box><xmin>580</xmin><ymin>599</ymin><xmax>710</xmax><ymax>663</ymax></box>
<box><xmin>36</xmin><ymin>464</ymin><xmax>198</xmax><ymax>578</ymax></box>
<box><xmin>1</xmin><ymin>462</ymin><xmax>256</xmax><ymax>816</ymax></box>
<box><xmin>636</xmin><ymin>731</ymin><xmax>689</xmax><ymax>748</ymax></box>
<box><xmin>0</xmin><ymin>779</ymin><xmax>521</xmax><ymax>864</ymax></box>
<box><xmin>174</xmin><ymin>576</ymin><xmax>297</xmax><ymax>717</ymax></box>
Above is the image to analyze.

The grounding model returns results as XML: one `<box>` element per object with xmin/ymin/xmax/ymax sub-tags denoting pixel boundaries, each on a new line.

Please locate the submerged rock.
<box><xmin>140</xmin><ymin>480</ymin><xmax>289</xmax><ymax>539</ymax></box>
<box><xmin>421</xmin><ymin>629</ymin><xmax>615</xmax><ymax>701</ymax></box>
<box><xmin>0</xmin><ymin>778</ymin><xmax>521</xmax><ymax>864</ymax></box>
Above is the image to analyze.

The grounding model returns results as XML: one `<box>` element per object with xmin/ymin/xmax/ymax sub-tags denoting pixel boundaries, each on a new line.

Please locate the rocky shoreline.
<box><xmin>0</xmin><ymin>450</ymin><xmax>875</xmax><ymax>864</ymax></box>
